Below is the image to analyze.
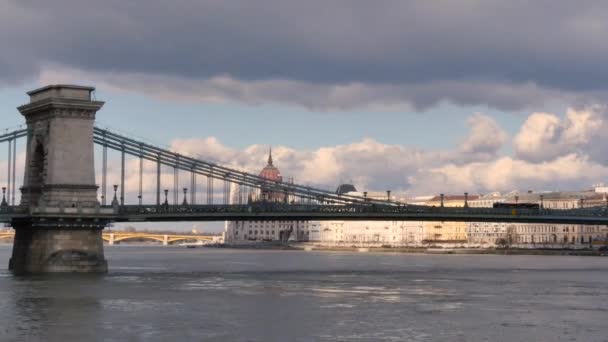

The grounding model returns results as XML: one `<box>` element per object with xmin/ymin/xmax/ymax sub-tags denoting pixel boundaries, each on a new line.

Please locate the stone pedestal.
<box><xmin>9</xmin><ymin>222</ymin><xmax>107</xmax><ymax>274</ymax></box>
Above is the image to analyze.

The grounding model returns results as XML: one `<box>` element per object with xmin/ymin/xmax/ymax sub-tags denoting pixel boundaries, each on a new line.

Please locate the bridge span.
<box><xmin>2</xmin><ymin>202</ymin><xmax>608</xmax><ymax>225</ymax></box>
<box><xmin>103</xmin><ymin>232</ymin><xmax>214</xmax><ymax>245</ymax></box>
<box><xmin>0</xmin><ymin>231</ymin><xmax>215</xmax><ymax>245</ymax></box>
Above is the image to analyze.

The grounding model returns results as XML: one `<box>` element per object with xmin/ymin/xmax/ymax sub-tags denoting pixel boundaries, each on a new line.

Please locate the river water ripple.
<box><xmin>0</xmin><ymin>245</ymin><xmax>607</xmax><ymax>341</ymax></box>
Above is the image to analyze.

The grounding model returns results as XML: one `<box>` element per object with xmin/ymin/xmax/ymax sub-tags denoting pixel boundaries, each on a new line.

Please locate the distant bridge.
<box><xmin>0</xmin><ymin>231</ymin><xmax>13</xmax><ymax>242</ymax></box>
<box><xmin>104</xmin><ymin>232</ymin><xmax>215</xmax><ymax>245</ymax></box>
<box><xmin>0</xmin><ymin>231</ymin><xmax>214</xmax><ymax>246</ymax></box>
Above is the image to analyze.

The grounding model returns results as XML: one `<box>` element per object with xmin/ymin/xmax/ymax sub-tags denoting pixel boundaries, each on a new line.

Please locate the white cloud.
<box><xmin>458</xmin><ymin>113</ymin><xmax>508</xmax><ymax>160</ymax></box>
<box><xmin>514</xmin><ymin>107</ymin><xmax>604</xmax><ymax>162</ymax></box>
<box><xmin>411</xmin><ymin>154</ymin><xmax>608</xmax><ymax>195</ymax></box>
<box><xmin>84</xmin><ymin>107</ymin><xmax>608</xmax><ymax>201</ymax></box>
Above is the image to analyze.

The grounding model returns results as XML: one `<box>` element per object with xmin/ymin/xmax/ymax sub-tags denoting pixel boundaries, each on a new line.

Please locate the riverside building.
<box><xmin>308</xmin><ymin>186</ymin><xmax>608</xmax><ymax>249</ymax></box>
<box><xmin>467</xmin><ymin>189</ymin><xmax>608</xmax><ymax>248</ymax></box>
<box><xmin>312</xmin><ymin>184</ymin><xmax>424</xmax><ymax>247</ymax></box>
<box><xmin>223</xmin><ymin>150</ymin><xmax>313</xmax><ymax>244</ymax></box>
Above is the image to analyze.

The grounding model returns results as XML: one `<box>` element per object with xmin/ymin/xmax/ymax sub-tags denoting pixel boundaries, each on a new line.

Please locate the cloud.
<box><xmin>140</xmin><ymin>111</ymin><xmax>603</xmax><ymax>197</ymax></box>
<box><xmin>514</xmin><ymin>107</ymin><xmax>604</xmax><ymax>162</ymax></box>
<box><xmin>458</xmin><ymin>113</ymin><xmax>508</xmax><ymax>160</ymax></box>
<box><xmin>3</xmin><ymin>1</ymin><xmax>608</xmax><ymax>110</ymax></box>
<box><xmin>165</xmin><ymin>132</ymin><xmax>608</xmax><ymax>197</ymax></box>
<box><xmin>411</xmin><ymin>154</ymin><xmax>608</xmax><ymax>195</ymax></box>
<box><xmin>37</xmin><ymin>68</ymin><xmax>570</xmax><ymax>111</ymax></box>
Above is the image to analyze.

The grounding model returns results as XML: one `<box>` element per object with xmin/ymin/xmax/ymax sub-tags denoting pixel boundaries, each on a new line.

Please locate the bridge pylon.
<box><xmin>9</xmin><ymin>85</ymin><xmax>109</xmax><ymax>274</ymax></box>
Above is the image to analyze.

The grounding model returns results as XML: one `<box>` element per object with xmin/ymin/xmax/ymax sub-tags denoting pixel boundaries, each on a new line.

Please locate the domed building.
<box><xmin>259</xmin><ymin>149</ymin><xmax>284</xmax><ymax>202</ymax></box>
<box><xmin>336</xmin><ymin>183</ymin><xmax>357</xmax><ymax>196</ymax></box>
<box><xmin>259</xmin><ymin>148</ymin><xmax>282</xmax><ymax>182</ymax></box>
<box><xmin>223</xmin><ymin>148</ymin><xmax>315</xmax><ymax>244</ymax></box>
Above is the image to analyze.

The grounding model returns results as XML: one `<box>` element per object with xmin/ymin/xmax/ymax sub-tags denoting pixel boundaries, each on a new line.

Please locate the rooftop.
<box><xmin>26</xmin><ymin>84</ymin><xmax>96</xmax><ymax>103</ymax></box>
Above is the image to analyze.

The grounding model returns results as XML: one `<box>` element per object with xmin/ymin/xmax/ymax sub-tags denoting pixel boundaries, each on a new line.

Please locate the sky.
<box><xmin>2</xmin><ymin>1</ymin><xmax>608</xmax><ymax>231</ymax></box>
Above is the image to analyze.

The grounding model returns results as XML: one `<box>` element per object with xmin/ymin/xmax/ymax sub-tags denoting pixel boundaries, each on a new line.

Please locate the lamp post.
<box><xmin>111</xmin><ymin>185</ymin><xmax>119</xmax><ymax>206</ymax></box>
<box><xmin>1</xmin><ymin>187</ymin><xmax>6</xmax><ymax>207</ymax></box>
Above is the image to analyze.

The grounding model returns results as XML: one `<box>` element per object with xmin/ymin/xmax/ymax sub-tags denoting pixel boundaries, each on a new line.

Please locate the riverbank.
<box><xmin>217</xmin><ymin>243</ymin><xmax>607</xmax><ymax>256</ymax></box>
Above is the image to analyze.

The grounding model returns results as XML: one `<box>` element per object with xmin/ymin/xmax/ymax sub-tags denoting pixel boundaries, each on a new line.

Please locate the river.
<box><xmin>0</xmin><ymin>245</ymin><xmax>606</xmax><ymax>341</ymax></box>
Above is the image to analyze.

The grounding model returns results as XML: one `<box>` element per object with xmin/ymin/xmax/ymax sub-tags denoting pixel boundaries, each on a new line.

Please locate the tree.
<box><xmin>496</xmin><ymin>238</ymin><xmax>509</xmax><ymax>249</ymax></box>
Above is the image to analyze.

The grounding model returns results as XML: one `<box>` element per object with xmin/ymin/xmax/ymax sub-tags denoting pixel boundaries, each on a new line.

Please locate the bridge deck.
<box><xmin>1</xmin><ymin>204</ymin><xmax>608</xmax><ymax>225</ymax></box>
<box><xmin>112</xmin><ymin>204</ymin><xmax>608</xmax><ymax>225</ymax></box>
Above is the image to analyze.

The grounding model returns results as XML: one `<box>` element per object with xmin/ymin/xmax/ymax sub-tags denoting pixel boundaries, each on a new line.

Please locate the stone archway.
<box><xmin>30</xmin><ymin>142</ymin><xmax>46</xmax><ymax>188</ymax></box>
<box><xmin>21</xmin><ymin>140</ymin><xmax>46</xmax><ymax>206</ymax></box>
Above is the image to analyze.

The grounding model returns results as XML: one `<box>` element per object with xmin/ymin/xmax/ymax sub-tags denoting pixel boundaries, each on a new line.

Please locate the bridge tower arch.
<box><xmin>9</xmin><ymin>85</ymin><xmax>108</xmax><ymax>274</ymax></box>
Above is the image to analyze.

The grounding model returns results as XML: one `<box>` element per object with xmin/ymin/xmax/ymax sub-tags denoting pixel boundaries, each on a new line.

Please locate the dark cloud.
<box><xmin>3</xmin><ymin>0</ymin><xmax>608</xmax><ymax>109</ymax></box>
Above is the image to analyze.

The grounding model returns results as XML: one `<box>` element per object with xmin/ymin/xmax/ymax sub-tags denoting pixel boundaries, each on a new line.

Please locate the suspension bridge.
<box><xmin>1</xmin><ymin>84</ymin><xmax>608</xmax><ymax>274</ymax></box>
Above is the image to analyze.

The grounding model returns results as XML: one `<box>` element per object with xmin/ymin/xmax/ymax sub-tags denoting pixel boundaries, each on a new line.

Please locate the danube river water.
<box><xmin>0</xmin><ymin>245</ymin><xmax>607</xmax><ymax>342</ymax></box>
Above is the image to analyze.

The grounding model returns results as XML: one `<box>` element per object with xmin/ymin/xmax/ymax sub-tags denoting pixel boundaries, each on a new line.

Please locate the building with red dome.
<box><xmin>223</xmin><ymin>148</ymin><xmax>316</xmax><ymax>244</ymax></box>
<box><xmin>259</xmin><ymin>148</ymin><xmax>284</xmax><ymax>202</ymax></box>
<box><xmin>259</xmin><ymin>148</ymin><xmax>282</xmax><ymax>182</ymax></box>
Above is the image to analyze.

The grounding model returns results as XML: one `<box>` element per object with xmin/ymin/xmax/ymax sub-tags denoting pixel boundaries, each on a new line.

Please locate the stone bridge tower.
<box><xmin>9</xmin><ymin>85</ymin><xmax>109</xmax><ymax>274</ymax></box>
<box><xmin>19</xmin><ymin>85</ymin><xmax>102</xmax><ymax>207</ymax></box>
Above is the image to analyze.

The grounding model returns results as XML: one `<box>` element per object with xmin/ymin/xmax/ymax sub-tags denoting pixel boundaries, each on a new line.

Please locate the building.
<box><xmin>223</xmin><ymin>149</ymin><xmax>313</xmax><ymax>244</ymax></box>
<box><xmin>466</xmin><ymin>190</ymin><xmax>608</xmax><ymax>248</ymax></box>
<box><xmin>311</xmin><ymin>186</ymin><xmax>608</xmax><ymax>249</ymax></box>
<box><xmin>420</xmin><ymin>195</ymin><xmax>474</xmax><ymax>243</ymax></box>
<box><xmin>315</xmin><ymin>220</ymin><xmax>425</xmax><ymax>247</ymax></box>
<box><xmin>311</xmin><ymin>184</ymin><xmax>425</xmax><ymax>247</ymax></box>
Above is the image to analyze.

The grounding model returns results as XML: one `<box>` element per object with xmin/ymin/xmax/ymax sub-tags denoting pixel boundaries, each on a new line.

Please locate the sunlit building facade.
<box><xmin>223</xmin><ymin>150</ymin><xmax>313</xmax><ymax>244</ymax></box>
<box><xmin>467</xmin><ymin>190</ymin><xmax>608</xmax><ymax>248</ymax></box>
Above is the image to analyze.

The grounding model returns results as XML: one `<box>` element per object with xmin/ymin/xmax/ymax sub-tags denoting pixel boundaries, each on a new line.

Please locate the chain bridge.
<box><xmin>1</xmin><ymin>84</ymin><xmax>608</xmax><ymax>274</ymax></box>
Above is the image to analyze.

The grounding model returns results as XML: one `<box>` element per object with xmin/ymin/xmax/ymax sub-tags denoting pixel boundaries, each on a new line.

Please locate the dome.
<box><xmin>336</xmin><ymin>183</ymin><xmax>357</xmax><ymax>195</ymax></box>
<box><xmin>259</xmin><ymin>148</ymin><xmax>282</xmax><ymax>182</ymax></box>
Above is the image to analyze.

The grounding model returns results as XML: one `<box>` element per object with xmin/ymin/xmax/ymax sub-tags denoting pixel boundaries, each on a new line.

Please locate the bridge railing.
<box><xmin>111</xmin><ymin>202</ymin><xmax>608</xmax><ymax>218</ymax></box>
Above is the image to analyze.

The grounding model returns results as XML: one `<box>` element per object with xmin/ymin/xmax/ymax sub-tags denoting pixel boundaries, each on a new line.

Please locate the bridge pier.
<box><xmin>9</xmin><ymin>84</ymin><xmax>108</xmax><ymax>274</ymax></box>
<box><xmin>163</xmin><ymin>234</ymin><xmax>169</xmax><ymax>246</ymax></box>
<box><xmin>9</xmin><ymin>223</ymin><xmax>107</xmax><ymax>274</ymax></box>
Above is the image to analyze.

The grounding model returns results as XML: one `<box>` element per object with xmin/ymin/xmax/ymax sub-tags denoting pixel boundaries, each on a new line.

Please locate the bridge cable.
<box><xmin>120</xmin><ymin>146</ymin><xmax>125</xmax><ymax>206</ymax></box>
<box><xmin>138</xmin><ymin>147</ymin><xmax>143</xmax><ymax>205</ymax></box>
<box><xmin>190</xmin><ymin>171</ymin><xmax>196</xmax><ymax>205</ymax></box>
<box><xmin>102</xmin><ymin>144</ymin><xmax>108</xmax><ymax>206</ymax></box>
<box><xmin>93</xmin><ymin>127</ymin><xmax>398</xmax><ymax>206</ymax></box>
<box><xmin>12</xmin><ymin>135</ymin><xmax>16</xmax><ymax>206</ymax></box>
<box><xmin>156</xmin><ymin>154</ymin><xmax>161</xmax><ymax>206</ymax></box>
<box><xmin>7</xmin><ymin>139</ymin><xmax>11</xmax><ymax>208</ymax></box>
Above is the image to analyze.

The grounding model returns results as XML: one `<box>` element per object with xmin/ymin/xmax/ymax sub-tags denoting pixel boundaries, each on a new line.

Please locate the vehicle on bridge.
<box><xmin>493</xmin><ymin>202</ymin><xmax>540</xmax><ymax>210</ymax></box>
